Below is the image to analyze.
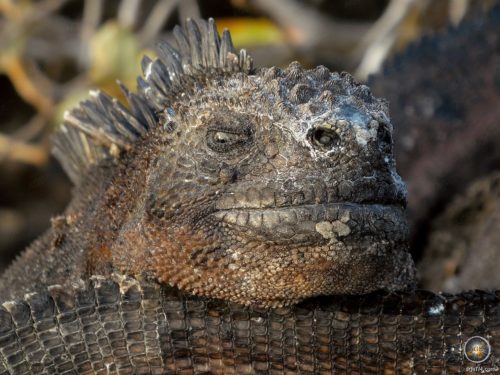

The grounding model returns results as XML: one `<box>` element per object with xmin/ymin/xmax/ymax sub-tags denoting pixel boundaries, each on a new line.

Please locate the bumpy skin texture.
<box><xmin>0</xmin><ymin>19</ymin><xmax>415</xmax><ymax>307</ymax></box>
<box><xmin>0</xmin><ymin>14</ymin><xmax>499</xmax><ymax>374</ymax></box>
<box><xmin>0</xmin><ymin>276</ymin><xmax>499</xmax><ymax>374</ymax></box>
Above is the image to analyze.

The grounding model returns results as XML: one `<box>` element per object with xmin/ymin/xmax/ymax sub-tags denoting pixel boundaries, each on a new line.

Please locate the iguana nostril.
<box><xmin>311</xmin><ymin>127</ymin><xmax>340</xmax><ymax>150</ymax></box>
<box><xmin>377</xmin><ymin>123</ymin><xmax>392</xmax><ymax>153</ymax></box>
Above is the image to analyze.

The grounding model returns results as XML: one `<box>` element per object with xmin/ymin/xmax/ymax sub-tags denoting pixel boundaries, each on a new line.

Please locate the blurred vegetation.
<box><xmin>0</xmin><ymin>0</ymin><xmax>497</xmax><ymax>270</ymax></box>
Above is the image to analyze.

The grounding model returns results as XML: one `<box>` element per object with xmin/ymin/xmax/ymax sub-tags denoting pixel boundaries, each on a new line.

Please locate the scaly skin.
<box><xmin>0</xmin><ymin>15</ymin><xmax>499</xmax><ymax>374</ymax></box>
<box><xmin>0</xmin><ymin>276</ymin><xmax>498</xmax><ymax>374</ymax></box>
<box><xmin>0</xmin><ymin>19</ymin><xmax>414</xmax><ymax>307</ymax></box>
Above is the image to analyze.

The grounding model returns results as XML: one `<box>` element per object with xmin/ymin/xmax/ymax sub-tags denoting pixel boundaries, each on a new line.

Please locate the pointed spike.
<box><xmin>112</xmin><ymin>98</ymin><xmax>149</xmax><ymax>135</ymax></box>
<box><xmin>91</xmin><ymin>90</ymin><xmax>110</xmax><ymax>109</ymax></box>
<box><xmin>239</xmin><ymin>49</ymin><xmax>247</xmax><ymax>71</ymax></box>
<box><xmin>77</xmin><ymin>101</ymin><xmax>104</xmax><ymax>132</ymax></box>
<box><xmin>173</xmin><ymin>25</ymin><xmax>191</xmax><ymax>66</ymax></box>
<box><xmin>205</xmin><ymin>18</ymin><xmax>221</xmax><ymax>68</ymax></box>
<box><xmin>186</xmin><ymin>18</ymin><xmax>203</xmax><ymax>69</ymax></box>
<box><xmin>91</xmin><ymin>91</ymin><xmax>141</xmax><ymax>139</ymax></box>
<box><xmin>136</xmin><ymin>76</ymin><xmax>166</xmax><ymax>112</ymax></box>
<box><xmin>51</xmin><ymin>148</ymin><xmax>77</xmax><ymax>184</ymax></box>
<box><xmin>52</xmin><ymin>126</ymin><xmax>80</xmax><ymax>183</ymax></box>
<box><xmin>81</xmin><ymin>100</ymin><xmax>112</xmax><ymax>132</ymax></box>
<box><xmin>245</xmin><ymin>55</ymin><xmax>254</xmax><ymax>72</ymax></box>
<box><xmin>85</xmin><ymin>132</ymin><xmax>105</xmax><ymax>164</ymax></box>
<box><xmin>118</xmin><ymin>81</ymin><xmax>157</xmax><ymax>130</ymax></box>
<box><xmin>141</xmin><ymin>55</ymin><xmax>154</xmax><ymax>79</ymax></box>
<box><xmin>195</xmin><ymin>18</ymin><xmax>209</xmax><ymax>66</ymax></box>
<box><xmin>220</xmin><ymin>29</ymin><xmax>235</xmax><ymax>68</ymax></box>
<box><xmin>118</xmin><ymin>81</ymin><xmax>131</xmax><ymax>97</ymax></box>
<box><xmin>156</xmin><ymin>42</ymin><xmax>183</xmax><ymax>84</ymax></box>
<box><xmin>238</xmin><ymin>49</ymin><xmax>253</xmax><ymax>73</ymax></box>
<box><xmin>78</xmin><ymin>101</ymin><xmax>130</xmax><ymax>147</ymax></box>
<box><xmin>53</xmin><ymin>120</ymin><xmax>115</xmax><ymax>185</ymax></box>
<box><xmin>128</xmin><ymin>93</ymin><xmax>158</xmax><ymax>130</ymax></box>
<box><xmin>136</xmin><ymin>76</ymin><xmax>152</xmax><ymax>93</ymax></box>
<box><xmin>155</xmin><ymin>59</ymin><xmax>171</xmax><ymax>86</ymax></box>
<box><xmin>150</xmin><ymin>59</ymin><xmax>171</xmax><ymax>95</ymax></box>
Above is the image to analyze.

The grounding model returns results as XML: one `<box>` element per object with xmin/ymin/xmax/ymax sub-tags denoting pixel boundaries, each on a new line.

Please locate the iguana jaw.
<box><xmin>213</xmin><ymin>202</ymin><xmax>407</xmax><ymax>244</ymax></box>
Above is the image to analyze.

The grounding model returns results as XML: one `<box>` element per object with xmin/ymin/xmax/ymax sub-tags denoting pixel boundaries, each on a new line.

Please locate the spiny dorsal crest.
<box><xmin>52</xmin><ymin>18</ymin><xmax>253</xmax><ymax>184</ymax></box>
<box><xmin>53</xmin><ymin>18</ymin><xmax>382</xmax><ymax>184</ymax></box>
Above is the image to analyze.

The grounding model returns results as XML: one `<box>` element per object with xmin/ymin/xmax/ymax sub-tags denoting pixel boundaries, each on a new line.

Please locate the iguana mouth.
<box><xmin>214</xmin><ymin>178</ymin><xmax>406</xmax><ymax>212</ymax></box>
<box><xmin>213</xmin><ymin>202</ymin><xmax>407</xmax><ymax>242</ymax></box>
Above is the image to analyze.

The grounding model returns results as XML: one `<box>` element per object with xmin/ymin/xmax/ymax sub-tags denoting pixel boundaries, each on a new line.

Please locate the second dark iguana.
<box><xmin>370</xmin><ymin>5</ymin><xmax>500</xmax><ymax>290</ymax></box>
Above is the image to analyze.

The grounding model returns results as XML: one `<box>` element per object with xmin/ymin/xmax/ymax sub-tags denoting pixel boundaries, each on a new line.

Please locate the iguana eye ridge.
<box><xmin>311</xmin><ymin>127</ymin><xmax>339</xmax><ymax>150</ymax></box>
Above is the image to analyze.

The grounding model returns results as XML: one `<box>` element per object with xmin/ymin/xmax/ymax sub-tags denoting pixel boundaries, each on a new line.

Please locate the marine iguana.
<box><xmin>0</xmin><ymin>17</ymin><xmax>498</xmax><ymax>374</ymax></box>
<box><xmin>0</xmin><ymin>17</ymin><xmax>416</xmax><ymax>307</ymax></box>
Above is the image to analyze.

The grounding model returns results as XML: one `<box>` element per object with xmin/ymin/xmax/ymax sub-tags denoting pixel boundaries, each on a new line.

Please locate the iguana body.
<box><xmin>0</xmin><ymin>19</ymin><xmax>414</xmax><ymax>307</ymax></box>
<box><xmin>0</xmin><ymin>14</ymin><xmax>498</xmax><ymax>374</ymax></box>
<box><xmin>0</xmin><ymin>276</ymin><xmax>498</xmax><ymax>375</ymax></box>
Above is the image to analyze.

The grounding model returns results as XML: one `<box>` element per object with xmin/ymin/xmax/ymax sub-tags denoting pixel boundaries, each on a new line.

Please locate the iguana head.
<box><xmin>55</xmin><ymin>19</ymin><xmax>416</xmax><ymax>307</ymax></box>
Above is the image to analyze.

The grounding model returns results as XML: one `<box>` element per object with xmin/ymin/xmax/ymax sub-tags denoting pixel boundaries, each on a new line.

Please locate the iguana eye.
<box><xmin>213</xmin><ymin>131</ymin><xmax>240</xmax><ymax>144</ymax></box>
<box><xmin>311</xmin><ymin>127</ymin><xmax>339</xmax><ymax>150</ymax></box>
<box><xmin>207</xmin><ymin>129</ymin><xmax>252</xmax><ymax>152</ymax></box>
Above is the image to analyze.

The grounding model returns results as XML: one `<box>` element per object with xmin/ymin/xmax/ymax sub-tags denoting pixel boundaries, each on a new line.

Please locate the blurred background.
<box><xmin>0</xmin><ymin>0</ymin><xmax>499</xmax><ymax>290</ymax></box>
